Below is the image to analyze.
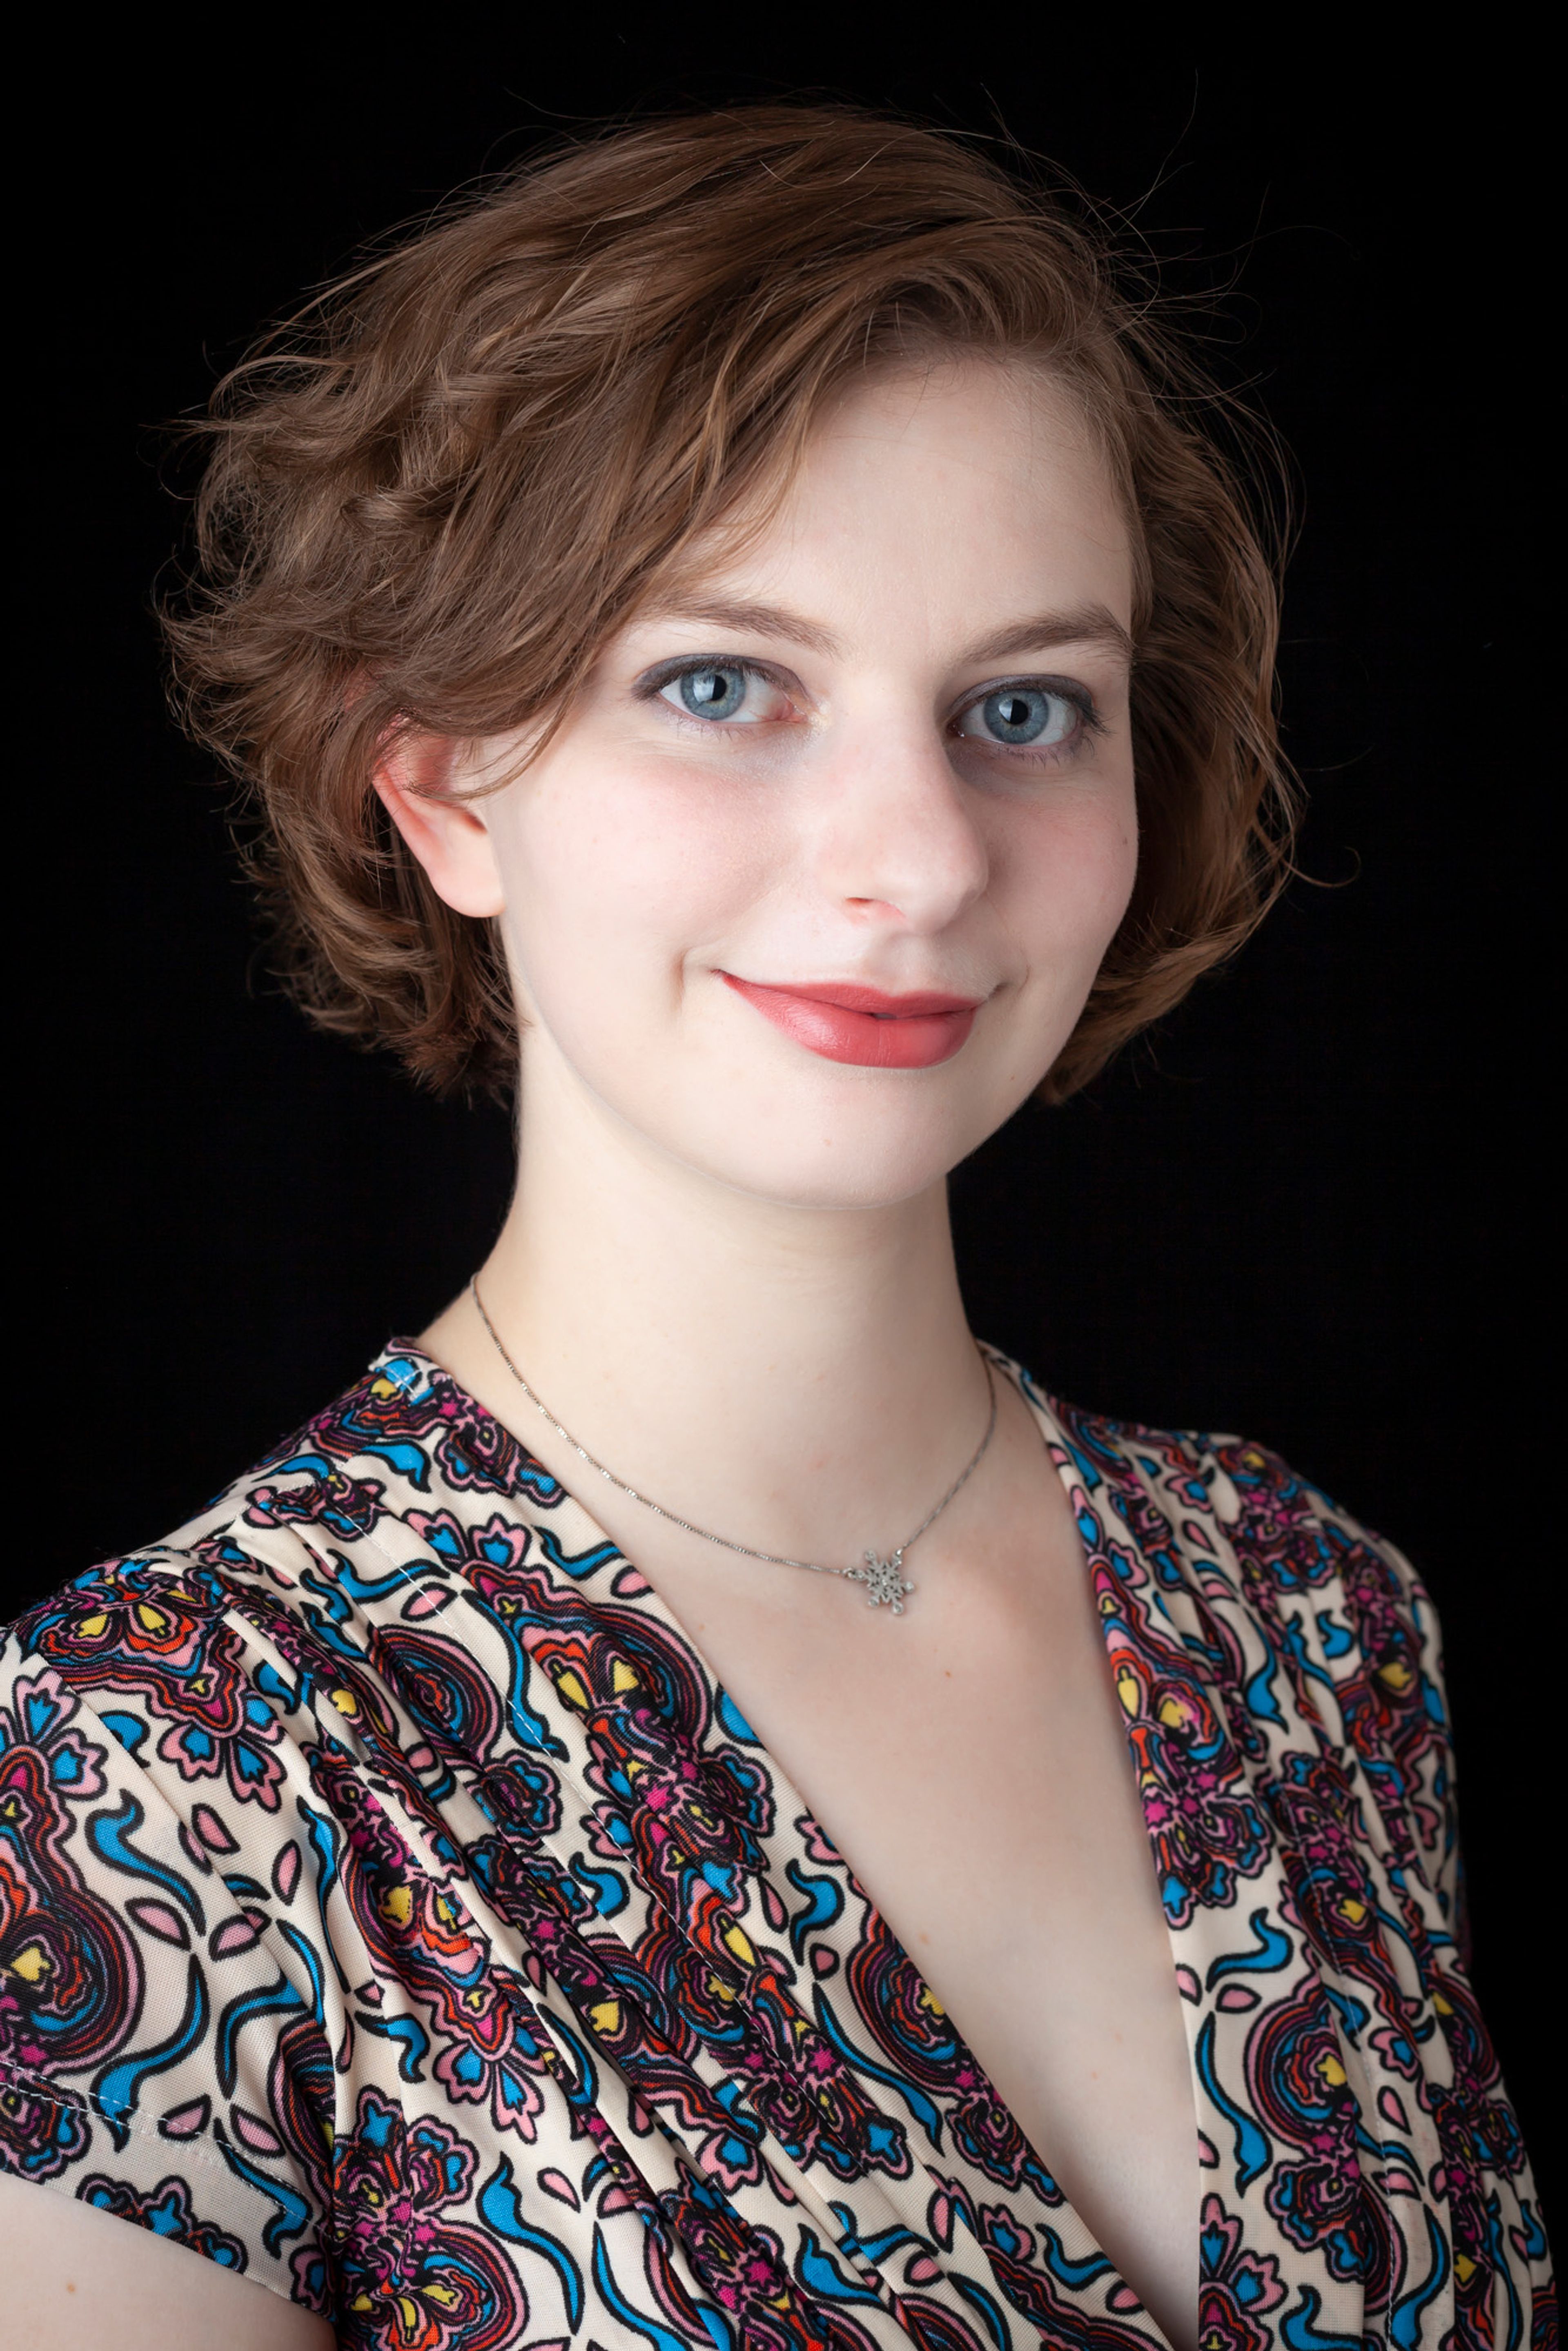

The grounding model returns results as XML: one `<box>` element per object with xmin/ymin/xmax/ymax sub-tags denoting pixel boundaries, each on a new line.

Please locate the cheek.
<box><xmin>494</xmin><ymin>759</ymin><xmax>775</xmax><ymax>1002</ymax></box>
<box><xmin>1000</xmin><ymin>781</ymin><xmax>1139</xmax><ymax>968</ymax></box>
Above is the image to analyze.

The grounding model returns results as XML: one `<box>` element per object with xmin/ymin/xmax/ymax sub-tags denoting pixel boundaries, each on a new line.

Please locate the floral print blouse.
<box><xmin>0</xmin><ymin>1344</ymin><xmax>1552</xmax><ymax>2349</ymax></box>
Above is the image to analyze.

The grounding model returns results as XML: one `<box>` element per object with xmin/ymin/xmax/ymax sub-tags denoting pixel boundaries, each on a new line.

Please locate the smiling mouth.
<box><xmin>719</xmin><ymin>974</ymin><xmax>983</xmax><ymax>1068</ymax></box>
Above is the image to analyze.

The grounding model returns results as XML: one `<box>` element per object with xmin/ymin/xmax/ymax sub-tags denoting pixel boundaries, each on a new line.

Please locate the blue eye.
<box><xmin>653</xmin><ymin>661</ymin><xmax>795</xmax><ymax>727</ymax></box>
<box><xmin>673</xmin><ymin>665</ymin><xmax>747</xmax><ymax>720</ymax></box>
<box><xmin>957</xmin><ymin>685</ymin><xmax>1079</xmax><ymax>748</ymax></box>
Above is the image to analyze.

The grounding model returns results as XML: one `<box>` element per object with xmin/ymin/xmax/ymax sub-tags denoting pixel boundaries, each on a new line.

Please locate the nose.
<box><xmin>810</xmin><ymin>715</ymin><xmax>989</xmax><ymax>937</ymax></box>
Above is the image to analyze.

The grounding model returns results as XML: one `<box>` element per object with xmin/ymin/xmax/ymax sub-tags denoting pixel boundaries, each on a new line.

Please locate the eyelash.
<box><xmin>637</xmin><ymin>656</ymin><xmax>1105</xmax><ymax>754</ymax></box>
<box><xmin>959</xmin><ymin>673</ymin><xmax>1106</xmax><ymax>754</ymax></box>
<box><xmin>637</xmin><ymin>655</ymin><xmax>794</xmax><ymax>717</ymax></box>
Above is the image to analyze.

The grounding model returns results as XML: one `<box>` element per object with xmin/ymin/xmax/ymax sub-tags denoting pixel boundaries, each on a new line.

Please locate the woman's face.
<box><xmin>472</xmin><ymin>358</ymin><xmax>1138</xmax><ymax>1210</ymax></box>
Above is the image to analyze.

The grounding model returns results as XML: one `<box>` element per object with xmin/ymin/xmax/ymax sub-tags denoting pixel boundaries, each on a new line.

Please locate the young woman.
<box><xmin>0</xmin><ymin>109</ymin><xmax>1548</xmax><ymax>2351</ymax></box>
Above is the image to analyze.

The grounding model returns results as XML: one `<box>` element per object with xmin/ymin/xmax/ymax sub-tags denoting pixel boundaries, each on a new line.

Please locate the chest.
<box><xmin>691</xmin><ymin>1490</ymin><xmax>1199</xmax><ymax>2345</ymax></box>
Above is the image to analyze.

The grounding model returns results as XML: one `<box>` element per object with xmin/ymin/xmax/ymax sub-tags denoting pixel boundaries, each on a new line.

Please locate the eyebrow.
<box><xmin>963</xmin><ymin>605</ymin><xmax>1135</xmax><ymax>669</ymax></box>
<box><xmin>640</xmin><ymin>596</ymin><xmax>1134</xmax><ymax>669</ymax></box>
<box><xmin>644</xmin><ymin>598</ymin><xmax>844</xmax><ymax>657</ymax></box>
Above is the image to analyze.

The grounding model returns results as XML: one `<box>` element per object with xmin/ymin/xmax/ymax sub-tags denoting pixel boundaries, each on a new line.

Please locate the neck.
<box><xmin>427</xmin><ymin>1042</ymin><xmax>988</xmax><ymax>1566</ymax></box>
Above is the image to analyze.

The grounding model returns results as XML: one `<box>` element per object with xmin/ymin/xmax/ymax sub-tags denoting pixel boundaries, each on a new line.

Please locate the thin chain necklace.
<box><xmin>468</xmin><ymin>1278</ymin><xmax>997</xmax><ymax>1616</ymax></box>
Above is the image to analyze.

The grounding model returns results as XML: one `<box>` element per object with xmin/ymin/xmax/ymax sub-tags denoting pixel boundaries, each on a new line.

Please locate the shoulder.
<box><xmin>0</xmin><ymin>1354</ymin><xmax>441</xmax><ymax>1917</ymax></box>
<box><xmin>1049</xmin><ymin>1385</ymin><xmax>1435</xmax><ymax>1653</ymax></box>
<box><xmin>0</xmin><ymin>1547</ymin><xmax>336</xmax><ymax>2301</ymax></box>
<box><xmin>0</xmin><ymin>1337</ymin><xmax>395</xmax><ymax>1805</ymax></box>
<box><xmin>0</xmin><ymin>1388</ymin><xmax>399</xmax><ymax>2305</ymax></box>
<box><xmin>1057</xmin><ymin>1386</ymin><xmax>1461</xmax><ymax>1905</ymax></box>
<box><xmin>1188</xmin><ymin>1426</ymin><xmax>1443</xmax><ymax>1718</ymax></box>
<box><xmin>0</xmin><ymin>1342</ymin><xmax>601</xmax><ymax>2310</ymax></box>
<box><xmin>2</xmin><ymin>1539</ymin><xmax>301</xmax><ymax>1814</ymax></box>
<box><xmin>1038</xmin><ymin>1382</ymin><xmax>1451</xmax><ymax>1810</ymax></box>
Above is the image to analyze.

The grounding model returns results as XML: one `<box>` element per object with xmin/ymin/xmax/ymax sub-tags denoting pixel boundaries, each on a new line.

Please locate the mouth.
<box><xmin>719</xmin><ymin>973</ymin><xmax>984</xmax><ymax>1069</ymax></box>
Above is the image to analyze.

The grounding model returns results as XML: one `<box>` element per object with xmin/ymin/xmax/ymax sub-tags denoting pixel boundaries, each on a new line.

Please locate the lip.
<box><xmin>719</xmin><ymin>973</ymin><xmax>983</xmax><ymax>1069</ymax></box>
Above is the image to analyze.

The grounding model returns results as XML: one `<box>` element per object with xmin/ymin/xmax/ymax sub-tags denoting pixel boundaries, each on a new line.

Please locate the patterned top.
<box><xmin>0</xmin><ymin>1345</ymin><xmax>1552</xmax><ymax>2350</ymax></box>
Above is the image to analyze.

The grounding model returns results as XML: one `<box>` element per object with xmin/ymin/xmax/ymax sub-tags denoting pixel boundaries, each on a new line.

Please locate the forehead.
<box><xmin>668</xmin><ymin>358</ymin><xmax>1133</xmax><ymax>636</ymax></box>
<box><xmin>813</xmin><ymin>355</ymin><xmax>1109</xmax><ymax>479</ymax></box>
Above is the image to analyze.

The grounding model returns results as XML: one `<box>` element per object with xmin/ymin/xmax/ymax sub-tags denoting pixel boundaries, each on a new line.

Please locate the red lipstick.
<box><xmin>720</xmin><ymin>974</ymin><xmax>982</xmax><ymax>1068</ymax></box>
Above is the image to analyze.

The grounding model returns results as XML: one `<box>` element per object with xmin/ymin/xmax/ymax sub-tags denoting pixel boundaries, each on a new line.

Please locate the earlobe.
<box><xmin>373</xmin><ymin>734</ymin><xmax>507</xmax><ymax>919</ymax></box>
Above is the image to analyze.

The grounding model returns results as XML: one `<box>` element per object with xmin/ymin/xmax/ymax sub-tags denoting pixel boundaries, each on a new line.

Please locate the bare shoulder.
<box><xmin>1</xmin><ymin>2171</ymin><xmax>336</xmax><ymax>2351</ymax></box>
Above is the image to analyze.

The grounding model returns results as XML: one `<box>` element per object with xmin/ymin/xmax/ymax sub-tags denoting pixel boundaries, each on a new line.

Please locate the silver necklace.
<box><xmin>468</xmin><ymin>1278</ymin><xmax>997</xmax><ymax>1616</ymax></box>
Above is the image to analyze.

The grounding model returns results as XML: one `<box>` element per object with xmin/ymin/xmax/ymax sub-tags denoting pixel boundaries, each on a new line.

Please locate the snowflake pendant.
<box><xmin>851</xmin><ymin>1549</ymin><xmax>914</xmax><ymax>1613</ymax></box>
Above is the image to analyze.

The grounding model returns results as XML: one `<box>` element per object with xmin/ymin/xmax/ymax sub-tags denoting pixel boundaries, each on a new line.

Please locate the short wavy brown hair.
<box><xmin>166</xmin><ymin>104</ymin><xmax>1294</xmax><ymax>1103</ymax></box>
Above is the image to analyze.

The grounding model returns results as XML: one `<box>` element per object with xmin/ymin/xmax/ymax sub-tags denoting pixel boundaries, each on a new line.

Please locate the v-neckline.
<box><xmin>372</xmin><ymin>1336</ymin><xmax>1195</xmax><ymax>2347</ymax></box>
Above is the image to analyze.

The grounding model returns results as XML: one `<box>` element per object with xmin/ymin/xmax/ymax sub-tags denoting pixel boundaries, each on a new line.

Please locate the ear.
<box><xmin>372</xmin><ymin>732</ymin><xmax>507</xmax><ymax>918</ymax></box>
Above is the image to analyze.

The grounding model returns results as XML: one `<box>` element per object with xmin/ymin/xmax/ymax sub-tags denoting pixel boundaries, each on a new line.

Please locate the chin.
<box><xmin>656</xmin><ymin>1075</ymin><xmax>1016</xmax><ymax>1212</ymax></box>
<box><xmin>735</xmin><ymin>1156</ymin><xmax>957</xmax><ymax>1214</ymax></box>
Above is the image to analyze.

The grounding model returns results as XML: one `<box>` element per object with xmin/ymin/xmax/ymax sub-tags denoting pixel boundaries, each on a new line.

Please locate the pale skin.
<box><xmin>10</xmin><ymin>360</ymin><xmax>1198</xmax><ymax>2349</ymax></box>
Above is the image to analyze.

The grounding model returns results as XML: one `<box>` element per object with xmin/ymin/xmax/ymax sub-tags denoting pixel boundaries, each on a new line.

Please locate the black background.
<box><xmin>18</xmin><ymin>23</ymin><xmax>1552</xmax><ymax>2215</ymax></box>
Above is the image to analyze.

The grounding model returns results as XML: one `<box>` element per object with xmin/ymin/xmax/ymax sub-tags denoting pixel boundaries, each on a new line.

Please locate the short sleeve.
<box><xmin>0</xmin><ymin>1554</ymin><xmax>337</xmax><ymax>2315</ymax></box>
<box><xmin>1213</xmin><ymin>1437</ymin><xmax>1464</xmax><ymax>1946</ymax></box>
<box><xmin>1334</xmin><ymin>1515</ymin><xmax>1466</xmax><ymax>1946</ymax></box>
<box><xmin>1288</xmin><ymin>1482</ymin><xmax>1462</xmax><ymax>1930</ymax></box>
